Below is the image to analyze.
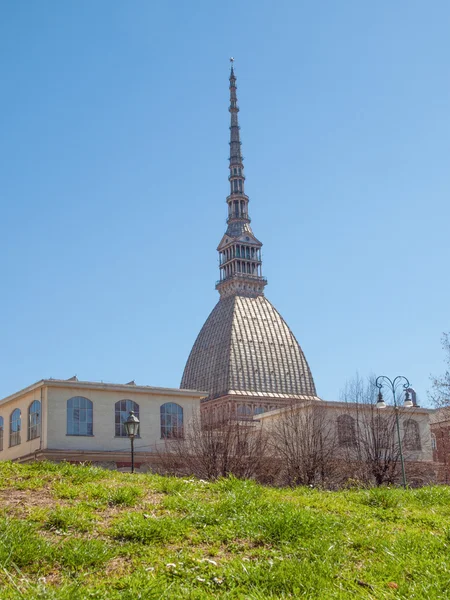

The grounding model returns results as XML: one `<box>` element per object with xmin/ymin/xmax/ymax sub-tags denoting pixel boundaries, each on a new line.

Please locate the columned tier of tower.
<box><xmin>227</xmin><ymin>193</ymin><xmax>250</xmax><ymax>221</ymax></box>
<box><xmin>216</xmin><ymin>218</ymin><xmax>267</xmax><ymax>298</ymax></box>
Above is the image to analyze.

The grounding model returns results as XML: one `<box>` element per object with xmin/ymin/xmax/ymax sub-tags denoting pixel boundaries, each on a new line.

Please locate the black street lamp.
<box><xmin>123</xmin><ymin>411</ymin><xmax>140</xmax><ymax>473</ymax></box>
<box><xmin>375</xmin><ymin>375</ymin><xmax>413</xmax><ymax>488</ymax></box>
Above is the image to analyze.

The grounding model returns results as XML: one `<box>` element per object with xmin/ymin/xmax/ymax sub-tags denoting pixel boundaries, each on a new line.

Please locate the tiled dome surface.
<box><xmin>181</xmin><ymin>295</ymin><xmax>316</xmax><ymax>399</ymax></box>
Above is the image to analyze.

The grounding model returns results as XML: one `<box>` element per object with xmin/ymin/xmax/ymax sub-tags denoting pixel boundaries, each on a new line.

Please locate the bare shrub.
<box><xmin>157</xmin><ymin>406</ymin><xmax>270</xmax><ymax>481</ymax></box>
<box><xmin>266</xmin><ymin>401</ymin><xmax>338</xmax><ymax>487</ymax></box>
<box><xmin>429</xmin><ymin>333</ymin><xmax>450</xmax><ymax>408</ymax></box>
<box><xmin>339</xmin><ymin>374</ymin><xmax>423</xmax><ymax>486</ymax></box>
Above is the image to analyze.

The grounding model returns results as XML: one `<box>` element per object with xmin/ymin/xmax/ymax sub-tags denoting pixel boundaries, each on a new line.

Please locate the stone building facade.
<box><xmin>0</xmin><ymin>377</ymin><xmax>205</xmax><ymax>468</ymax></box>
<box><xmin>430</xmin><ymin>408</ymin><xmax>450</xmax><ymax>483</ymax></box>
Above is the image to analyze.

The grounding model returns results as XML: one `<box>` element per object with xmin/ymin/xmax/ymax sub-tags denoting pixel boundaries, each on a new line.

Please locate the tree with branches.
<box><xmin>158</xmin><ymin>406</ymin><xmax>270</xmax><ymax>481</ymax></box>
<box><xmin>429</xmin><ymin>332</ymin><xmax>450</xmax><ymax>408</ymax></box>
<box><xmin>339</xmin><ymin>374</ymin><xmax>419</xmax><ymax>486</ymax></box>
<box><xmin>265</xmin><ymin>401</ymin><xmax>338</xmax><ymax>487</ymax></box>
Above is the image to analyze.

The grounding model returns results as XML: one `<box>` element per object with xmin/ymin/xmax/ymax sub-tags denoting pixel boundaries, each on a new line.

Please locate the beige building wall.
<box><xmin>46</xmin><ymin>384</ymin><xmax>201</xmax><ymax>454</ymax></box>
<box><xmin>256</xmin><ymin>399</ymin><xmax>433</xmax><ymax>463</ymax></box>
<box><xmin>0</xmin><ymin>387</ymin><xmax>47</xmax><ymax>461</ymax></box>
<box><xmin>0</xmin><ymin>379</ymin><xmax>206</xmax><ymax>464</ymax></box>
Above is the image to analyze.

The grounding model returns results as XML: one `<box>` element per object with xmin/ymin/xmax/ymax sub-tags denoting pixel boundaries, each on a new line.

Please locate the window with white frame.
<box><xmin>10</xmin><ymin>409</ymin><xmax>21</xmax><ymax>447</ymax></box>
<box><xmin>28</xmin><ymin>400</ymin><xmax>41</xmax><ymax>440</ymax></box>
<box><xmin>67</xmin><ymin>397</ymin><xmax>93</xmax><ymax>436</ymax></box>
<box><xmin>160</xmin><ymin>403</ymin><xmax>183</xmax><ymax>439</ymax></box>
<box><xmin>115</xmin><ymin>399</ymin><xmax>140</xmax><ymax>437</ymax></box>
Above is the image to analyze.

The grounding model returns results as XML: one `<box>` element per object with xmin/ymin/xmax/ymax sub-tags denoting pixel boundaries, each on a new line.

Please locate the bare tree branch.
<box><xmin>429</xmin><ymin>332</ymin><xmax>450</xmax><ymax>407</ymax></box>
<box><xmin>157</xmin><ymin>406</ymin><xmax>270</xmax><ymax>480</ymax></box>
<box><xmin>266</xmin><ymin>400</ymin><xmax>338</xmax><ymax>487</ymax></box>
<box><xmin>339</xmin><ymin>374</ymin><xmax>423</xmax><ymax>486</ymax></box>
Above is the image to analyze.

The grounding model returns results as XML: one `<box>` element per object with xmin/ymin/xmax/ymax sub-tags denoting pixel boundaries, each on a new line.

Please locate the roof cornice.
<box><xmin>254</xmin><ymin>399</ymin><xmax>433</xmax><ymax>420</ymax></box>
<box><xmin>0</xmin><ymin>379</ymin><xmax>207</xmax><ymax>407</ymax></box>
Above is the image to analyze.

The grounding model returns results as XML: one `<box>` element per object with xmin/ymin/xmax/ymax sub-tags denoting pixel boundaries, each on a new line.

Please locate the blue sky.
<box><xmin>1</xmin><ymin>1</ymin><xmax>449</xmax><ymax>405</ymax></box>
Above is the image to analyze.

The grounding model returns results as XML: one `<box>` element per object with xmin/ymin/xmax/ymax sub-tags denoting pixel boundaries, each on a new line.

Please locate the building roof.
<box><xmin>429</xmin><ymin>407</ymin><xmax>450</xmax><ymax>424</ymax></box>
<box><xmin>181</xmin><ymin>295</ymin><xmax>317</xmax><ymax>400</ymax></box>
<box><xmin>0</xmin><ymin>378</ymin><xmax>207</xmax><ymax>407</ymax></box>
<box><xmin>254</xmin><ymin>398</ymin><xmax>432</xmax><ymax>421</ymax></box>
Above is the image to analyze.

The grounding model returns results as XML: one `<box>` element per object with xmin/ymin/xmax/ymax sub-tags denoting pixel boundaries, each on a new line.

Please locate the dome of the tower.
<box><xmin>181</xmin><ymin>295</ymin><xmax>317</xmax><ymax>399</ymax></box>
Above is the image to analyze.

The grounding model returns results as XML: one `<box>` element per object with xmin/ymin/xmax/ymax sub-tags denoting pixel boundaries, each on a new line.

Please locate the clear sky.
<box><xmin>1</xmin><ymin>1</ymin><xmax>449</xmax><ymax>405</ymax></box>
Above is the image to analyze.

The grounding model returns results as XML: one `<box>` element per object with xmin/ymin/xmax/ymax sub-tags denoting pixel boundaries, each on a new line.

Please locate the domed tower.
<box><xmin>181</xmin><ymin>60</ymin><xmax>319</xmax><ymax>419</ymax></box>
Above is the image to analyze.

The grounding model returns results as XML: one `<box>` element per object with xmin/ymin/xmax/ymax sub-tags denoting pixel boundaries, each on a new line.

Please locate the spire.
<box><xmin>215</xmin><ymin>60</ymin><xmax>267</xmax><ymax>299</ymax></box>
<box><xmin>229</xmin><ymin>58</ymin><xmax>243</xmax><ymax>169</ymax></box>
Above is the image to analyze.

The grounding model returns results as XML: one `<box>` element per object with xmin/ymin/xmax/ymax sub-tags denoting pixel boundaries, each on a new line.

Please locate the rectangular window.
<box><xmin>10</xmin><ymin>430</ymin><xmax>20</xmax><ymax>447</ymax></box>
<box><xmin>67</xmin><ymin>397</ymin><xmax>93</xmax><ymax>436</ymax></box>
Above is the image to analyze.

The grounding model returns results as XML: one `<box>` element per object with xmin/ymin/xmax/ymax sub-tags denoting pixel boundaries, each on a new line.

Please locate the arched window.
<box><xmin>0</xmin><ymin>417</ymin><xmax>3</xmax><ymax>451</ymax></box>
<box><xmin>375</xmin><ymin>416</ymin><xmax>390</xmax><ymax>449</ymax></box>
<box><xmin>115</xmin><ymin>399</ymin><xmax>140</xmax><ymax>437</ymax></box>
<box><xmin>160</xmin><ymin>403</ymin><xmax>183</xmax><ymax>439</ymax></box>
<box><xmin>237</xmin><ymin>404</ymin><xmax>253</xmax><ymax>417</ymax></box>
<box><xmin>337</xmin><ymin>414</ymin><xmax>357</xmax><ymax>447</ymax></box>
<box><xmin>10</xmin><ymin>409</ymin><xmax>21</xmax><ymax>447</ymax></box>
<box><xmin>404</xmin><ymin>419</ymin><xmax>421</xmax><ymax>451</ymax></box>
<box><xmin>431</xmin><ymin>434</ymin><xmax>437</xmax><ymax>451</ymax></box>
<box><xmin>67</xmin><ymin>397</ymin><xmax>93</xmax><ymax>436</ymax></box>
<box><xmin>28</xmin><ymin>400</ymin><xmax>41</xmax><ymax>440</ymax></box>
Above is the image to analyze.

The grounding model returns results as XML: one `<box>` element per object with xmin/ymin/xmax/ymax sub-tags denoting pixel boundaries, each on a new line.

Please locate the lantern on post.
<box><xmin>123</xmin><ymin>411</ymin><xmax>140</xmax><ymax>473</ymax></box>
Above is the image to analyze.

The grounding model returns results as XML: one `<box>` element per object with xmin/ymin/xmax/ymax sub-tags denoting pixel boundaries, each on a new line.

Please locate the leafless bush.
<box><xmin>338</xmin><ymin>374</ymin><xmax>423</xmax><ymax>486</ymax></box>
<box><xmin>266</xmin><ymin>401</ymin><xmax>338</xmax><ymax>487</ymax></box>
<box><xmin>157</xmin><ymin>406</ymin><xmax>270</xmax><ymax>481</ymax></box>
<box><xmin>429</xmin><ymin>333</ymin><xmax>450</xmax><ymax>408</ymax></box>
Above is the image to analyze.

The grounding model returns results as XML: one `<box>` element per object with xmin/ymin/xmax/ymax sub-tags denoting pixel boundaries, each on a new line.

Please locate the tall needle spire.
<box><xmin>215</xmin><ymin>60</ymin><xmax>267</xmax><ymax>298</ymax></box>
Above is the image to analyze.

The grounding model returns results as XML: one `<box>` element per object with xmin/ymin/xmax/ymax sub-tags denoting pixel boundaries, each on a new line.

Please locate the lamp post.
<box><xmin>123</xmin><ymin>411</ymin><xmax>140</xmax><ymax>473</ymax></box>
<box><xmin>375</xmin><ymin>375</ymin><xmax>413</xmax><ymax>488</ymax></box>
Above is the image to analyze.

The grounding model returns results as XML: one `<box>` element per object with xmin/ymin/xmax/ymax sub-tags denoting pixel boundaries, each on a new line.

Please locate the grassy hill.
<box><xmin>0</xmin><ymin>462</ymin><xmax>449</xmax><ymax>599</ymax></box>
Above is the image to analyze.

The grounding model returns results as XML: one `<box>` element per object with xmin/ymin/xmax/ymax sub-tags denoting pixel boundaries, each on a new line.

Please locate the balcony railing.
<box><xmin>219</xmin><ymin>256</ymin><xmax>262</xmax><ymax>265</ymax></box>
<box><xmin>216</xmin><ymin>273</ymin><xmax>268</xmax><ymax>286</ymax></box>
<box><xmin>226</xmin><ymin>214</ymin><xmax>251</xmax><ymax>223</ymax></box>
<box><xmin>227</xmin><ymin>192</ymin><xmax>249</xmax><ymax>200</ymax></box>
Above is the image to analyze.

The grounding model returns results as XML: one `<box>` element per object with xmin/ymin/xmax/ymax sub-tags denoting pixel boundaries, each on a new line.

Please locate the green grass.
<box><xmin>0</xmin><ymin>462</ymin><xmax>449</xmax><ymax>598</ymax></box>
